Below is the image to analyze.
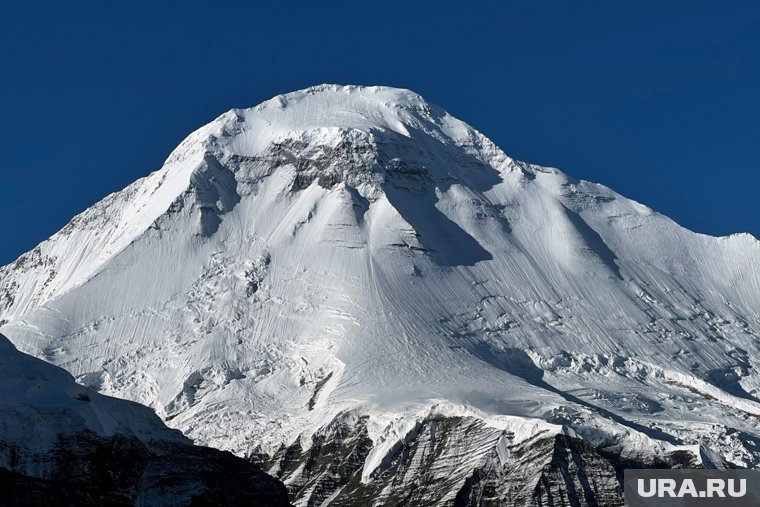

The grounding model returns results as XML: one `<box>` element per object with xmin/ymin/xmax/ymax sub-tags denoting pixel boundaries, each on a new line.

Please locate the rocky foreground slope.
<box><xmin>2</xmin><ymin>85</ymin><xmax>759</xmax><ymax>505</ymax></box>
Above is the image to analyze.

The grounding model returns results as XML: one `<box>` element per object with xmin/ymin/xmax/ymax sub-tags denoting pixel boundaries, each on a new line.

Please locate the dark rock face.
<box><xmin>264</xmin><ymin>413</ymin><xmax>374</xmax><ymax>507</ymax></box>
<box><xmin>0</xmin><ymin>431</ymin><xmax>291</xmax><ymax>507</ymax></box>
<box><xmin>455</xmin><ymin>434</ymin><xmax>624</xmax><ymax>507</ymax></box>
<box><xmin>262</xmin><ymin>412</ymin><xmax>701</xmax><ymax>506</ymax></box>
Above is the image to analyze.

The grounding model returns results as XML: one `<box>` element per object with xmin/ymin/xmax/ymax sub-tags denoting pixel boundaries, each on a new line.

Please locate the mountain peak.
<box><xmin>249</xmin><ymin>84</ymin><xmax>439</xmax><ymax>137</ymax></box>
<box><xmin>159</xmin><ymin>84</ymin><xmax>517</xmax><ymax>234</ymax></box>
<box><xmin>0</xmin><ymin>85</ymin><xmax>517</xmax><ymax>320</ymax></box>
<box><xmin>167</xmin><ymin>84</ymin><xmax>507</xmax><ymax>168</ymax></box>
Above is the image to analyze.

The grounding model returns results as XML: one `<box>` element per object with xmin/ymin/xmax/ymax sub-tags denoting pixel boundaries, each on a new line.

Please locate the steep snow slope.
<box><xmin>2</xmin><ymin>84</ymin><xmax>760</xmax><ymax>504</ymax></box>
<box><xmin>0</xmin><ymin>332</ymin><xmax>290</xmax><ymax>506</ymax></box>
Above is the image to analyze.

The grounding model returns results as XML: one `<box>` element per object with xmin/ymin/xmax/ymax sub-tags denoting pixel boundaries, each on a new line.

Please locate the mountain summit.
<box><xmin>2</xmin><ymin>85</ymin><xmax>760</xmax><ymax>505</ymax></box>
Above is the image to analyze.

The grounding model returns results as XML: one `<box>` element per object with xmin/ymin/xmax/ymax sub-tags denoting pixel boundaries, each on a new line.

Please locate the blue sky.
<box><xmin>1</xmin><ymin>1</ymin><xmax>758</xmax><ymax>264</ymax></box>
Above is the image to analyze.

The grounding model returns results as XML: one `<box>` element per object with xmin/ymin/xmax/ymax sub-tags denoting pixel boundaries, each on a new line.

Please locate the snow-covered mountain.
<box><xmin>2</xmin><ymin>84</ymin><xmax>760</xmax><ymax>505</ymax></box>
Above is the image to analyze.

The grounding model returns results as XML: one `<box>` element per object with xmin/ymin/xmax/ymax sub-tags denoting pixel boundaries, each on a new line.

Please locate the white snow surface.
<box><xmin>2</xmin><ymin>84</ymin><xmax>760</xmax><ymax>471</ymax></box>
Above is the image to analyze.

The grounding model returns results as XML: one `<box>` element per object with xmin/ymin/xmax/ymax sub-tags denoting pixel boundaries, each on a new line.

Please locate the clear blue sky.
<box><xmin>1</xmin><ymin>1</ymin><xmax>758</xmax><ymax>264</ymax></box>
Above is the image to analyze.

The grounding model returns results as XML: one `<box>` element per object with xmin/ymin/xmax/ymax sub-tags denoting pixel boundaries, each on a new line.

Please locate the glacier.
<box><xmin>1</xmin><ymin>84</ymin><xmax>759</xmax><ymax>505</ymax></box>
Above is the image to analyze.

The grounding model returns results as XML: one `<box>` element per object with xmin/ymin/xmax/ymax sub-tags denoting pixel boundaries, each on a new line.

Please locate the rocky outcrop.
<box><xmin>261</xmin><ymin>410</ymin><xmax>704</xmax><ymax>506</ymax></box>
<box><xmin>455</xmin><ymin>434</ymin><xmax>623</xmax><ymax>506</ymax></box>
